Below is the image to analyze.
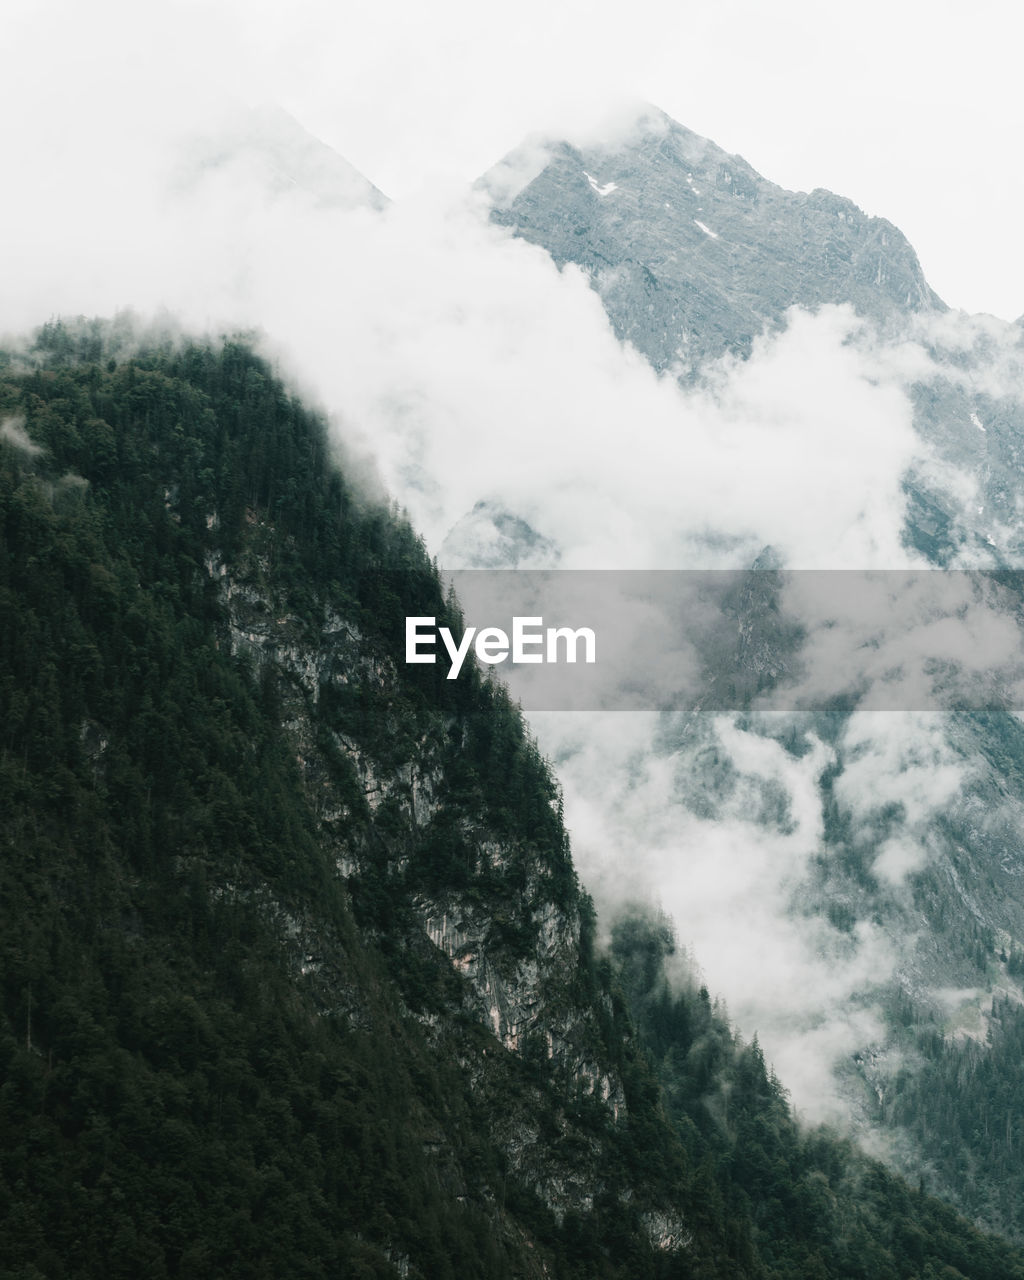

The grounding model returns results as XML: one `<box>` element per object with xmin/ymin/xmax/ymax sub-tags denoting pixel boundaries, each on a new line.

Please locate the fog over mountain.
<box><xmin>12</xmin><ymin>325</ymin><xmax>1024</xmax><ymax>1276</ymax></box>
<box><xmin>374</xmin><ymin>104</ymin><xmax>1024</xmax><ymax>1183</ymax></box>
<box><xmin>484</xmin><ymin>105</ymin><xmax>945</xmax><ymax>374</ymax></box>
<box><xmin>437</xmin><ymin>107</ymin><xmax>1024</xmax><ymax>1227</ymax></box>
<box><xmin>179</xmin><ymin>103</ymin><xmax>390</xmax><ymax>213</ymax></box>
<box><xmin>8</xmin><ymin>92</ymin><xmax>1024</xmax><ymax>1232</ymax></box>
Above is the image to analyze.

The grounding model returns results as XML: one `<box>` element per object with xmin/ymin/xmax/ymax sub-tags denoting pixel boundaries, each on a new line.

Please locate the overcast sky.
<box><xmin>7</xmin><ymin>0</ymin><xmax>1022</xmax><ymax>320</ymax></box>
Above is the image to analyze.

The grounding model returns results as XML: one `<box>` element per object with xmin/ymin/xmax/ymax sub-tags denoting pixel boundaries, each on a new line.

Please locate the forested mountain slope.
<box><xmin>1</xmin><ymin>321</ymin><xmax>1022</xmax><ymax>1278</ymax></box>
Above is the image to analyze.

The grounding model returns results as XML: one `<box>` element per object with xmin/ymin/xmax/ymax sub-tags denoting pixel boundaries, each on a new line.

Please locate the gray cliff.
<box><xmin>485</xmin><ymin>107</ymin><xmax>944</xmax><ymax>376</ymax></box>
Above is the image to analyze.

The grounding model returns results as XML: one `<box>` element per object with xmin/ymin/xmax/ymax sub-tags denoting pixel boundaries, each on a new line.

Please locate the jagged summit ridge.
<box><xmin>485</xmin><ymin>104</ymin><xmax>944</xmax><ymax>373</ymax></box>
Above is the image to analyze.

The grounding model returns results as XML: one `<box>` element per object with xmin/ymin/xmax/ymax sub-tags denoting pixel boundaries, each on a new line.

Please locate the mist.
<box><xmin>7</xmin><ymin>44</ymin><xmax>1024</xmax><ymax>1134</ymax></box>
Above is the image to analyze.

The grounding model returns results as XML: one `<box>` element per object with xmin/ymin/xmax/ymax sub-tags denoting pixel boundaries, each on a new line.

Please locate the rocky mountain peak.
<box><xmin>485</xmin><ymin>104</ymin><xmax>945</xmax><ymax>374</ymax></box>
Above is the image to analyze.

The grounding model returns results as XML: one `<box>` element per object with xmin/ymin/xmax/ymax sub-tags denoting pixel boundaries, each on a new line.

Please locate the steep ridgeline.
<box><xmin>1</xmin><ymin>321</ymin><xmax>1023</xmax><ymax>1279</ymax></box>
<box><xmin>484</xmin><ymin>107</ymin><xmax>1024</xmax><ymax>567</ymax></box>
<box><xmin>484</xmin><ymin>106</ymin><xmax>943</xmax><ymax>376</ymax></box>
<box><xmin>0</xmin><ymin>322</ymin><xmax>682</xmax><ymax>1279</ymax></box>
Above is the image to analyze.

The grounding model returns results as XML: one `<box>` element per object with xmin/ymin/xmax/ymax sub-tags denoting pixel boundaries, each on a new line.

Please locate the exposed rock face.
<box><xmin>486</xmin><ymin>106</ymin><xmax>943</xmax><ymax>375</ymax></box>
<box><xmin>483</xmin><ymin>107</ymin><xmax>1024</xmax><ymax>570</ymax></box>
<box><xmin>205</xmin><ymin>514</ymin><xmax>680</xmax><ymax>1252</ymax></box>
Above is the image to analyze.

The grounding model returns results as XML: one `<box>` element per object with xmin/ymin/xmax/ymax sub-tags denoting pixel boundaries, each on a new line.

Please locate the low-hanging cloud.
<box><xmin>535</xmin><ymin>706</ymin><xmax>899</xmax><ymax>1124</ymax></box>
<box><xmin>0</xmin><ymin>416</ymin><xmax>42</xmax><ymax>457</ymax></box>
<box><xmin>6</xmin><ymin>42</ymin><xmax>1024</xmax><ymax>1135</ymax></box>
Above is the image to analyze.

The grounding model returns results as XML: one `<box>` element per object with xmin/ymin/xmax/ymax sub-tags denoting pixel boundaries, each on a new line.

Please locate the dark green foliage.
<box><xmin>874</xmin><ymin>992</ymin><xmax>1024</xmax><ymax>1243</ymax></box>
<box><xmin>0</xmin><ymin>327</ymin><xmax>535</xmax><ymax>1278</ymax></box>
<box><xmin>0</xmin><ymin>325</ymin><xmax>591</xmax><ymax>1277</ymax></box>
<box><xmin>609</xmin><ymin>909</ymin><xmax>1024</xmax><ymax>1280</ymax></box>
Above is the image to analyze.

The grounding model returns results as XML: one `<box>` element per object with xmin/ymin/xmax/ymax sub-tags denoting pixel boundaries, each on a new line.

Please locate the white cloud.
<box><xmin>539</xmin><ymin>706</ymin><xmax>899</xmax><ymax>1124</ymax></box>
<box><xmin>872</xmin><ymin>838</ymin><xmax>929</xmax><ymax>888</ymax></box>
<box><xmin>0</xmin><ymin>416</ymin><xmax>41</xmax><ymax>457</ymax></box>
<box><xmin>835</xmin><ymin>712</ymin><xmax>967</xmax><ymax>822</ymax></box>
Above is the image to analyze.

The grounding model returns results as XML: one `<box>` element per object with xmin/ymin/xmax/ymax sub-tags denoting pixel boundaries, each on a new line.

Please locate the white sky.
<box><xmin>4</xmin><ymin>0</ymin><xmax>1024</xmax><ymax>319</ymax></box>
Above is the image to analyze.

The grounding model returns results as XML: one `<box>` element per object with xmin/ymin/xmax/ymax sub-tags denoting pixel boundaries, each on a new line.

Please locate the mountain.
<box><xmin>468</xmin><ymin>107</ymin><xmax>1024</xmax><ymax>1242</ymax></box>
<box><xmin>484</xmin><ymin>106</ymin><xmax>943</xmax><ymax>376</ymax></box>
<box><xmin>178</xmin><ymin>103</ymin><xmax>389</xmax><ymax>212</ymax></box>
<box><xmin>4</xmin><ymin>319</ymin><xmax>1024</xmax><ymax>1276</ymax></box>
<box><xmin>482</xmin><ymin>108</ymin><xmax>1024</xmax><ymax>568</ymax></box>
<box><xmin>439</xmin><ymin>499</ymin><xmax>560</xmax><ymax>568</ymax></box>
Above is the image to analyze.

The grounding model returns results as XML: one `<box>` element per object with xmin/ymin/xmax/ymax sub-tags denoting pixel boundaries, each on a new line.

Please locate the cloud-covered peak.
<box><xmin>484</xmin><ymin>103</ymin><xmax>944</xmax><ymax>374</ymax></box>
<box><xmin>178</xmin><ymin>102</ymin><xmax>389</xmax><ymax>213</ymax></box>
